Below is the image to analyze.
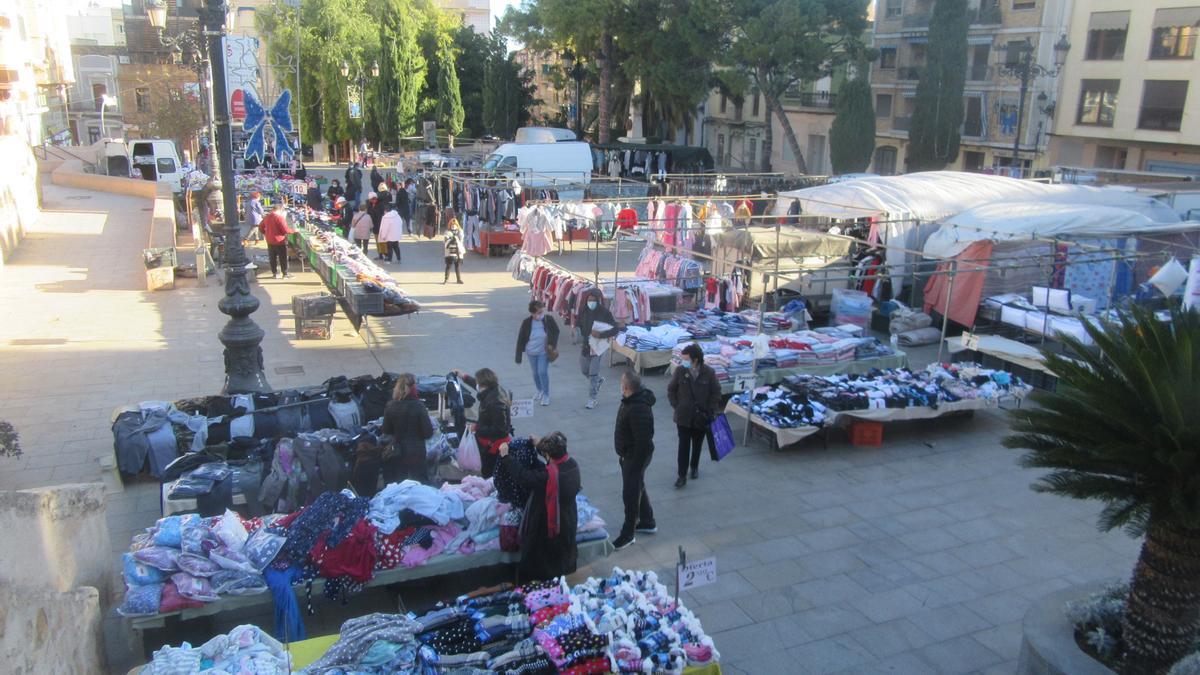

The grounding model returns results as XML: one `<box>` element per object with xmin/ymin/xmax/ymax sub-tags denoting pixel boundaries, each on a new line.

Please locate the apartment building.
<box><xmin>437</xmin><ymin>0</ymin><xmax>494</xmax><ymax>35</ymax></box>
<box><xmin>870</xmin><ymin>0</ymin><xmax>1070</xmax><ymax>175</ymax></box>
<box><xmin>1048</xmin><ymin>1</ymin><xmax>1200</xmax><ymax>177</ymax></box>
<box><xmin>66</xmin><ymin>5</ymin><xmax>126</xmax><ymax>144</ymax></box>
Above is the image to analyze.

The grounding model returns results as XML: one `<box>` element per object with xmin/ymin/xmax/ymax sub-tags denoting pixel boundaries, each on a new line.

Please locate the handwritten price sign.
<box><xmin>676</xmin><ymin>557</ymin><xmax>717</xmax><ymax>591</ymax></box>
<box><xmin>510</xmin><ymin>398</ymin><xmax>535</xmax><ymax>419</ymax></box>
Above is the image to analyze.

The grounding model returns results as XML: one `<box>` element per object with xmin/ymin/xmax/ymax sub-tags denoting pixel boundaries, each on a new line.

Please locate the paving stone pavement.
<box><xmin>0</xmin><ymin>182</ymin><xmax>1141</xmax><ymax>673</ymax></box>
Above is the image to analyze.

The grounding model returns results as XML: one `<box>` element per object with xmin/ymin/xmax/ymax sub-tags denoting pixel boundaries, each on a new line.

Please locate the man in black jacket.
<box><xmin>578</xmin><ymin>288</ymin><xmax>619</xmax><ymax>409</ymax></box>
<box><xmin>612</xmin><ymin>371</ymin><xmax>656</xmax><ymax>550</ymax></box>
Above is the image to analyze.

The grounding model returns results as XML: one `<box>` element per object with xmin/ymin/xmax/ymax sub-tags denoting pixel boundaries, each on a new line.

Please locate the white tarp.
<box><xmin>925</xmin><ymin>202</ymin><xmax>1195</xmax><ymax>258</ymax></box>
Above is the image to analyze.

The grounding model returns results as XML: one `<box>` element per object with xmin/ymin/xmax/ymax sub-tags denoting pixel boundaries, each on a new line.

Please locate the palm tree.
<box><xmin>1004</xmin><ymin>306</ymin><xmax>1200</xmax><ymax>674</ymax></box>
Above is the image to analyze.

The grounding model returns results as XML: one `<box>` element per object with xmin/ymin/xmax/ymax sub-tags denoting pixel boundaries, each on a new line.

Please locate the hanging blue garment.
<box><xmin>265</xmin><ymin>566</ymin><xmax>306</xmax><ymax>641</ymax></box>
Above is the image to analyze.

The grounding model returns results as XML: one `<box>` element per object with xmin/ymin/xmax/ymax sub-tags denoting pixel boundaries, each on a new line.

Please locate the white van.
<box><xmin>483</xmin><ymin>141</ymin><xmax>592</xmax><ymax>191</ymax></box>
<box><xmin>128</xmin><ymin>139</ymin><xmax>186</xmax><ymax>192</ymax></box>
<box><xmin>514</xmin><ymin>127</ymin><xmax>576</xmax><ymax>143</ymax></box>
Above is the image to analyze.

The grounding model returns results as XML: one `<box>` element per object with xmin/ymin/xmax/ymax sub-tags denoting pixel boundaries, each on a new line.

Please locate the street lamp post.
<box><xmin>149</xmin><ymin>0</ymin><xmax>270</xmax><ymax>394</ymax></box>
<box><xmin>341</xmin><ymin>59</ymin><xmax>379</xmax><ymax>155</ymax></box>
<box><xmin>1002</xmin><ymin>35</ymin><xmax>1070</xmax><ymax>174</ymax></box>
<box><xmin>562</xmin><ymin>50</ymin><xmax>584</xmax><ymax>138</ymax></box>
<box><xmin>146</xmin><ymin>0</ymin><xmax>218</xmax><ymax>168</ymax></box>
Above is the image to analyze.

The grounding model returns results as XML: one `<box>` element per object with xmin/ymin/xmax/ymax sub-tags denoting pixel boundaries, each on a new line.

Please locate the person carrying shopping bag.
<box><xmin>667</xmin><ymin>343</ymin><xmax>722</xmax><ymax>488</ymax></box>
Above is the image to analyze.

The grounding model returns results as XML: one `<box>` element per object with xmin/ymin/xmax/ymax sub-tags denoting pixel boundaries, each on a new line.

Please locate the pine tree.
<box><xmin>907</xmin><ymin>0</ymin><xmax>968</xmax><ymax>171</ymax></box>
<box><xmin>829</xmin><ymin>76</ymin><xmax>875</xmax><ymax>174</ymax></box>
<box><xmin>435</xmin><ymin>34</ymin><xmax>465</xmax><ymax>145</ymax></box>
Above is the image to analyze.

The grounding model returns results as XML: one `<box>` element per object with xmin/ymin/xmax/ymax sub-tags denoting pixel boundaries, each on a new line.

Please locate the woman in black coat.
<box><xmin>380</xmin><ymin>372</ymin><xmax>433</xmax><ymax>485</ymax></box>
<box><xmin>498</xmin><ymin>432</ymin><xmax>580</xmax><ymax>581</ymax></box>
<box><xmin>457</xmin><ymin>368</ymin><xmax>512</xmax><ymax>479</ymax></box>
<box><xmin>667</xmin><ymin>342</ymin><xmax>722</xmax><ymax>488</ymax></box>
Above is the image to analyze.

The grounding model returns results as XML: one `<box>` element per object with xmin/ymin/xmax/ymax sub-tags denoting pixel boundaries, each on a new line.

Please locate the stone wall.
<box><xmin>0</xmin><ymin>137</ymin><xmax>40</xmax><ymax>271</ymax></box>
<box><xmin>50</xmin><ymin>159</ymin><xmax>159</xmax><ymax>199</ymax></box>
<box><xmin>0</xmin><ymin>483</ymin><xmax>112</xmax><ymax>672</ymax></box>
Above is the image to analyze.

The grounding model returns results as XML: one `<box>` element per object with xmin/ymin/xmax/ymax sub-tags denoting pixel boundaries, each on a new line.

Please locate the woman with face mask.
<box><xmin>667</xmin><ymin>342</ymin><xmax>722</xmax><ymax>488</ymax></box>
<box><xmin>497</xmin><ymin>432</ymin><xmax>580</xmax><ymax>580</ymax></box>
<box><xmin>576</xmin><ymin>289</ymin><xmax>619</xmax><ymax>410</ymax></box>
<box><xmin>516</xmin><ymin>300</ymin><xmax>560</xmax><ymax>406</ymax></box>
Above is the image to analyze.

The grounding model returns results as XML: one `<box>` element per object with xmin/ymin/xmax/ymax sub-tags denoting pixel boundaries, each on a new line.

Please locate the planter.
<box><xmin>1018</xmin><ymin>581</ymin><xmax>1118</xmax><ymax>675</ymax></box>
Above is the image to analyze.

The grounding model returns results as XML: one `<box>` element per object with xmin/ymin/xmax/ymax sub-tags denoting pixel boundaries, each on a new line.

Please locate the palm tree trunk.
<box><xmin>596</xmin><ymin>33</ymin><xmax>614</xmax><ymax>143</ymax></box>
<box><xmin>1121</xmin><ymin>519</ymin><xmax>1200</xmax><ymax>673</ymax></box>
<box><xmin>760</xmin><ymin>76</ymin><xmax>806</xmax><ymax>174</ymax></box>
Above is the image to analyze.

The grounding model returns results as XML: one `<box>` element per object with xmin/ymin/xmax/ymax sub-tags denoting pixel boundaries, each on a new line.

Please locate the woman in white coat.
<box><xmin>378</xmin><ymin>208</ymin><xmax>404</xmax><ymax>264</ymax></box>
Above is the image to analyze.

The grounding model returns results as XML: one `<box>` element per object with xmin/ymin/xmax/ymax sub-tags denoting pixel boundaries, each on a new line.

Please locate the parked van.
<box><xmin>514</xmin><ymin>126</ymin><xmax>576</xmax><ymax>143</ymax></box>
<box><xmin>482</xmin><ymin>141</ymin><xmax>592</xmax><ymax>191</ymax></box>
<box><xmin>128</xmin><ymin>139</ymin><xmax>186</xmax><ymax>192</ymax></box>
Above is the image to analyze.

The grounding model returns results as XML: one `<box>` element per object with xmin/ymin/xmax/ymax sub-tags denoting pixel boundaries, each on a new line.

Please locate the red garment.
<box><xmin>561</xmin><ymin>657</ymin><xmax>610</xmax><ymax>675</ymax></box>
<box><xmin>477</xmin><ymin>435</ymin><xmax>511</xmax><ymax>456</ymax></box>
<box><xmin>374</xmin><ymin>526</ymin><xmax>416</xmax><ymax>570</ymax></box>
<box><xmin>259</xmin><ymin>211</ymin><xmax>295</xmax><ymax>245</ymax></box>
<box><xmin>615</xmin><ymin>208</ymin><xmax>638</xmax><ymax>230</ymax></box>
<box><xmin>310</xmin><ymin>519</ymin><xmax>377</xmax><ymax>583</ymax></box>
<box><xmin>545</xmin><ymin>453</ymin><xmax>570</xmax><ymax>537</ymax></box>
<box><xmin>922</xmin><ymin>240</ymin><xmax>993</xmax><ymax>328</ymax></box>
<box><xmin>531</xmin><ymin>603</ymin><xmax>569</xmax><ymax>627</ymax></box>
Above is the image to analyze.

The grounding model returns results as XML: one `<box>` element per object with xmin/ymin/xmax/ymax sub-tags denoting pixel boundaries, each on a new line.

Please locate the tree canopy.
<box><xmin>829</xmin><ymin>75</ymin><xmax>875</xmax><ymax>174</ymax></box>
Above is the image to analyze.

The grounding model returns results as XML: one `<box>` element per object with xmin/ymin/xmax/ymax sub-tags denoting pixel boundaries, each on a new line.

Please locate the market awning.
<box><xmin>592</xmin><ymin>142</ymin><xmax>714</xmax><ymax>171</ymax></box>
<box><xmin>713</xmin><ymin>227</ymin><xmax>852</xmax><ymax>261</ymax></box>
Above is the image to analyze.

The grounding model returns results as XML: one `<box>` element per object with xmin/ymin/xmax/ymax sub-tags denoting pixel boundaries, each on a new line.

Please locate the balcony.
<box><xmin>892</xmin><ymin>116</ymin><xmax>911</xmax><ymax>131</ymax></box>
<box><xmin>971</xmin><ymin>2</ymin><xmax>1002</xmax><ymax>25</ymax></box>
<box><xmin>785</xmin><ymin>90</ymin><xmax>837</xmax><ymax>109</ymax></box>
<box><xmin>898</xmin><ymin>66</ymin><xmax>923</xmax><ymax>81</ymax></box>
<box><xmin>902</xmin><ymin>13</ymin><xmax>931</xmax><ymax>29</ymax></box>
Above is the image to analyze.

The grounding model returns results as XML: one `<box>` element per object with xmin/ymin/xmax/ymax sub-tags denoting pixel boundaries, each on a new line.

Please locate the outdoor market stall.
<box><xmin>723</xmin><ymin>363</ymin><xmax>1030</xmax><ymax>449</ymax></box>
<box><xmin>137</xmin><ymin>567</ymin><xmax>721</xmax><ymax>674</ymax></box>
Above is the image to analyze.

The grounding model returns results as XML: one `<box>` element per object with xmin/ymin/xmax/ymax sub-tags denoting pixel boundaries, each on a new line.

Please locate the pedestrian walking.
<box><xmin>380</xmin><ymin>372</ymin><xmax>434</xmax><ymax>484</ymax></box>
<box><xmin>258</xmin><ymin>202</ymin><xmax>296</xmax><ymax>279</ymax></box>
<box><xmin>577</xmin><ymin>289</ymin><xmax>619</xmax><ymax>409</ymax></box>
<box><xmin>497</xmin><ymin>432</ymin><xmax>579</xmax><ymax>580</ymax></box>
<box><xmin>244</xmin><ymin>191</ymin><xmax>264</xmax><ymax>241</ymax></box>
<box><xmin>366</xmin><ymin>192</ymin><xmax>386</xmax><ymax>259</ymax></box>
<box><xmin>375</xmin><ymin>181</ymin><xmax>392</xmax><ymax>213</ymax></box>
<box><xmin>515</xmin><ymin>300</ymin><xmax>559</xmax><ymax>406</ymax></box>
<box><xmin>612</xmin><ymin>371</ymin><xmax>656</xmax><ymax>550</ymax></box>
<box><xmin>666</xmin><ymin>342</ymin><xmax>721</xmax><ymax>488</ymax></box>
<box><xmin>350</xmin><ymin>203</ymin><xmax>372</xmax><ymax>254</ymax></box>
<box><xmin>442</xmin><ymin>216</ymin><xmax>465</xmax><ymax>284</ymax></box>
<box><xmin>379</xmin><ymin>207</ymin><xmax>404</xmax><ymax>263</ymax></box>
<box><xmin>370</xmin><ymin>166</ymin><xmax>383</xmax><ymax>192</ymax></box>
<box><xmin>395</xmin><ymin>181</ymin><xmax>411</xmax><ymax>232</ymax></box>
<box><xmin>458</xmin><ymin>368</ymin><xmax>512</xmax><ymax>479</ymax></box>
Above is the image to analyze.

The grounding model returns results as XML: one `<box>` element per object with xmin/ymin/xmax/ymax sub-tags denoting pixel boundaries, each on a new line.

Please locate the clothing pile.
<box><xmin>118</xmin><ymin>477</ymin><xmax>607</xmax><ymax>637</ymax></box>
<box><xmin>301</xmin><ymin>567</ymin><xmax>719</xmax><ymax>674</ymax></box>
<box><xmin>615</xmin><ymin>324</ymin><xmax>694</xmax><ymax>352</ymax></box>
<box><xmin>668</xmin><ymin>328</ymin><xmax>898</xmax><ymax>376</ymax></box>
<box><xmin>304</xmin><ymin>227</ymin><xmax>420</xmax><ymax>315</ymax></box>
<box><xmin>779</xmin><ymin>363</ymin><xmax>1030</xmax><ymax>412</ymax></box>
<box><xmin>140</xmin><ymin>624</ymin><xmax>290</xmax><ymax>674</ymax></box>
<box><xmin>526</xmin><ymin>263</ymin><xmax>604</xmax><ymax>324</ymax></box>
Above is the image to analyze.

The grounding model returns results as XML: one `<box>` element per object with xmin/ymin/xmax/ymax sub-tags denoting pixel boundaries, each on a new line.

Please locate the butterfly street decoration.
<box><xmin>243</xmin><ymin>89</ymin><xmax>294</xmax><ymax>163</ymax></box>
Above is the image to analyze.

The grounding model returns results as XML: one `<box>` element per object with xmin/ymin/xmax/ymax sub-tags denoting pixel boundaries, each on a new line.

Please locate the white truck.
<box><xmin>101</xmin><ymin>139</ymin><xmax>186</xmax><ymax>192</ymax></box>
<box><xmin>482</xmin><ymin>138</ymin><xmax>593</xmax><ymax>196</ymax></box>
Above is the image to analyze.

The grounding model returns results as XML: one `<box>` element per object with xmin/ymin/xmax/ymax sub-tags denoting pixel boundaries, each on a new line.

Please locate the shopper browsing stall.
<box><xmin>380</xmin><ymin>372</ymin><xmax>434</xmax><ymax>484</ymax></box>
<box><xmin>350</xmin><ymin>203</ymin><xmax>372</xmax><ymax>255</ymax></box>
<box><xmin>668</xmin><ymin>342</ymin><xmax>722</xmax><ymax>488</ymax></box>
<box><xmin>577</xmin><ymin>288</ymin><xmax>620</xmax><ymax>410</ymax></box>
<box><xmin>245</xmin><ymin>191</ymin><xmax>264</xmax><ymax>232</ymax></box>
<box><xmin>378</xmin><ymin>207</ymin><xmax>404</xmax><ymax>264</ymax></box>
<box><xmin>497</xmin><ymin>432</ymin><xmax>580</xmax><ymax>580</ymax></box>
<box><xmin>443</xmin><ymin>218</ymin><xmax>465</xmax><ymax>284</ymax></box>
<box><xmin>458</xmin><ymin>368</ymin><xmax>512</xmax><ymax>479</ymax></box>
<box><xmin>326</xmin><ymin>178</ymin><xmax>344</xmax><ymax>204</ymax></box>
<box><xmin>612</xmin><ymin>371</ymin><xmax>657</xmax><ymax>550</ymax></box>
<box><xmin>258</xmin><ymin>202</ymin><xmax>296</xmax><ymax>279</ymax></box>
<box><xmin>366</xmin><ymin>192</ymin><xmax>385</xmax><ymax>258</ymax></box>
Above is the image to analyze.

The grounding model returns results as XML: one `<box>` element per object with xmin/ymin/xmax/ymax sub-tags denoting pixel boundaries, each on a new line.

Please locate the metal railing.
<box><xmin>902</xmin><ymin>12</ymin><xmax>931</xmax><ymax>28</ymax></box>
<box><xmin>784</xmin><ymin>91</ymin><xmax>838</xmax><ymax>109</ymax></box>
<box><xmin>898</xmin><ymin>66</ymin><xmax>923</xmax><ymax>81</ymax></box>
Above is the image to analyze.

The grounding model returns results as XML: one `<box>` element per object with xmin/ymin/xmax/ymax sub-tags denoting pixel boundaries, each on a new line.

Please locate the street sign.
<box><xmin>677</xmin><ymin>557</ymin><xmax>717</xmax><ymax>591</ymax></box>
<box><xmin>510</xmin><ymin>398</ymin><xmax>534</xmax><ymax>419</ymax></box>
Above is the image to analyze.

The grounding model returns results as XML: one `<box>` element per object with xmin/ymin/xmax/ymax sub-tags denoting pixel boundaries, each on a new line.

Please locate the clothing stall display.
<box><xmin>725</xmin><ymin>363</ymin><xmax>1031</xmax><ymax>447</ymax></box>
<box><xmin>634</xmin><ymin>246</ymin><xmax>705</xmax><ymax>290</ymax></box>
<box><xmin>288</xmin><ymin>221</ymin><xmax>421</xmax><ymax>318</ymax></box>
<box><xmin>120</xmin><ymin>477</ymin><xmax>611</xmax><ymax>636</ymax></box>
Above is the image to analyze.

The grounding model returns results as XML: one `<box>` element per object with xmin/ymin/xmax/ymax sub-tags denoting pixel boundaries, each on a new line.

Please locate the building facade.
<box><xmin>703</xmin><ymin>75</ymin><xmax>844</xmax><ymax>175</ymax></box>
<box><xmin>2</xmin><ymin>0</ymin><xmax>75</xmax><ymax>146</ymax></box>
<box><xmin>1047</xmin><ymin>1</ymin><xmax>1200</xmax><ymax>177</ymax></box>
<box><xmin>117</xmin><ymin>0</ymin><xmax>203</xmax><ymax>146</ymax></box>
<box><xmin>67</xmin><ymin>6</ymin><xmax>127</xmax><ymax>144</ymax></box>
<box><xmin>437</xmin><ymin>0</ymin><xmax>494</xmax><ymax>35</ymax></box>
<box><xmin>870</xmin><ymin>0</ymin><xmax>1071</xmax><ymax>175</ymax></box>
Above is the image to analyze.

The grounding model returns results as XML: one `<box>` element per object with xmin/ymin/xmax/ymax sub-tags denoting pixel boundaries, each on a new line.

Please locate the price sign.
<box><xmin>733</xmin><ymin>375</ymin><xmax>756</xmax><ymax>393</ymax></box>
<box><xmin>510</xmin><ymin>398</ymin><xmax>534</xmax><ymax>419</ymax></box>
<box><xmin>676</xmin><ymin>557</ymin><xmax>717</xmax><ymax>591</ymax></box>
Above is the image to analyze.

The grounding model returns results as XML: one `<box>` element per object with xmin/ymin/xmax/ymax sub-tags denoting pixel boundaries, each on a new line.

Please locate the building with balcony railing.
<box><xmin>868</xmin><ymin>0</ymin><xmax>1070</xmax><ymax>175</ymax></box>
<box><xmin>1047</xmin><ymin>1</ymin><xmax>1199</xmax><ymax>177</ymax></box>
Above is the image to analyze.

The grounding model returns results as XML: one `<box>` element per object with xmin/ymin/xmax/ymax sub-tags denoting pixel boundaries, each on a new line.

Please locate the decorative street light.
<box><xmin>341</xmin><ymin>59</ymin><xmax>379</xmax><ymax>121</ymax></box>
<box><xmin>149</xmin><ymin>0</ymin><xmax>270</xmax><ymax>394</ymax></box>
<box><xmin>561</xmin><ymin>49</ymin><xmax>585</xmax><ymax>138</ymax></box>
<box><xmin>1001</xmin><ymin>34</ymin><xmax>1070</xmax><ymax>171</ymax></box>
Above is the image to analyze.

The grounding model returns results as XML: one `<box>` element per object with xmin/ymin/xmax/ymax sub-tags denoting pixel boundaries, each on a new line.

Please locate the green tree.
<box><xmin>1005</xmin><ymin>307</ymin><xmax>1200</xmax><ymax>673</ymax></box>
<box><xmin>454</xmin><ymin>26</ymin><xmax>493</xmax><ymax>138</ymax></box>
<box><xmin>374</xmin><ymin>0</ymin><xmax>426</xmax><ymax>147</ymax></box>
<box><xmin>721</xmin><ymin>0</ymin><xmax>872</xmax><ymax>172</ymax></box>
<box><xmin>483</xmin><ymin>46</ymin><xmax>539</xmax><ymax>138</ymax></box>
<box><xmin>434</xmin><ymin>32</ymin><xmax>464</xmax><ymax>144</ymax></box>
<box><xmin>829</xmin><ymin>76</ymin><xmax>875</xmax><ymax>173</ymax></box>
<box><xmin>145</xmin><ymin>87</ymin><xmax>206</xmax><ymax>150</ymax></box>
<box><xmin>907</xmin><ymin>0</ymin><xmax>968</xmax><ymax>171</ymax></box>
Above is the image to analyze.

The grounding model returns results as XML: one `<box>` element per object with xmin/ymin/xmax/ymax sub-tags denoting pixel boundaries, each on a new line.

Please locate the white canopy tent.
<box><xmin>925</xmin><ymin>202</ymin><xmax>1194</xmax><ymax>259</ymax></box>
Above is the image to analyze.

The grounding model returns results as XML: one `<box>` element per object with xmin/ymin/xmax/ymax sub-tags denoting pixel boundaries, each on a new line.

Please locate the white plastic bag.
<box><xmin>457</xmin><ymin>429</ymin><xmax>482</xmax><ymax>473</ymax></box>
<box><xmin>213</xmin><ymin>509</ymin><xmax>248</xmax><ymax>551</ymax></box>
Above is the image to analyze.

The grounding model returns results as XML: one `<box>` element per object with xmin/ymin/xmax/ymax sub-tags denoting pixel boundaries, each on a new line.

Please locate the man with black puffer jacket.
<box><xmin>612</xmin><ymin>371</ymin><xmax>657</xmax><ymax>550</ymax></box>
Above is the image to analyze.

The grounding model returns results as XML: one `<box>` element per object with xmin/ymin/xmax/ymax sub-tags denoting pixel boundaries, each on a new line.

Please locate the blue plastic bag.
<box><xmin>123</xmin><ymin>553</ymin><xmax>167</xmax><ymax>586</ymax></box>
<box><xmin>710</xmin><ymin>414</ymin><xmax>736</xmax><ymax>461</ymax></box>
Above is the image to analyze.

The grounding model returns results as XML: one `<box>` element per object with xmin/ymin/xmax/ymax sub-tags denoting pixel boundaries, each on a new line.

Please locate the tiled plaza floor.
<box><xmin>0</xmin><ymin>182</ymin><xmax>1139</xmax><ymax>673</ymax></box>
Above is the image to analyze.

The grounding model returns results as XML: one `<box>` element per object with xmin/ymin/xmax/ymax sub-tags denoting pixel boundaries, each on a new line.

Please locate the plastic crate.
<box><xmin>292</xmin><ymin>292</ymin><xmax>336</xmax><ymax>318</ymax></box>
<box><xmin>294</xmin><ymin>316</ymin><xmax>332</xmax><ymax>340</ymax></box>
<box><xmin>849</xmin><ymin>420</ymin><xmax>883</xmax><ymax>447</ymax></box>
<box><xmin>346</xmin><ymin>283</ymin><xmax>384</xmax><ymax>315</ymax></box>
